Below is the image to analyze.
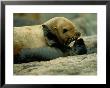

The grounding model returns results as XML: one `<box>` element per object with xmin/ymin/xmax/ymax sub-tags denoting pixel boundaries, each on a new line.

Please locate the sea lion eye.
<box><xmin>63</xmin><ymin>29</ymin><xmax>68</xmax><ymax>33</ymax></box>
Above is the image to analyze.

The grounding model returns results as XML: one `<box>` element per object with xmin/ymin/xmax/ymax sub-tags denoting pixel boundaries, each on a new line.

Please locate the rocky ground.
<box><xmin>14</xmin><ymin>35</ymin><xmax>97</xmax><ymax>75</ymax></box>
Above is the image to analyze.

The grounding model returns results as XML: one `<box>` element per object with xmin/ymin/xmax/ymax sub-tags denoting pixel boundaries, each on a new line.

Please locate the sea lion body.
<box><xmin>14</xmin><ymin>17</ymin><xmax>84</xmax><ymax>63</ymax></box>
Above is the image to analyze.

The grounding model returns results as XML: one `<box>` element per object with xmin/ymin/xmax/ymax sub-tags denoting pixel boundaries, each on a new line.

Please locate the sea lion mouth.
<box><xmin>64</xmin><ymin>37</ymin><xmax>75</xmax><ymax>46</ymax></box>
<box><xmin>64</xmin><ymin>32</ymin><xmax>81</xmax><ymax>47</ymax></box>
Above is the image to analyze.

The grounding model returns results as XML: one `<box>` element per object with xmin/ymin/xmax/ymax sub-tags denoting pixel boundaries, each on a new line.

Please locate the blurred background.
<box><xmin>14</xmin><ymin>13</ymin><xmax>97</xmax><ymax>36</ymax></box>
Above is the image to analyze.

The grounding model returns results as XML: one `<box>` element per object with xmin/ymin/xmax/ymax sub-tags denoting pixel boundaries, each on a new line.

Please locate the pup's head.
<box><xmin>42</xmin><ymin>17</ymin><xmax>81</xmax><ymax>46</ymax></box>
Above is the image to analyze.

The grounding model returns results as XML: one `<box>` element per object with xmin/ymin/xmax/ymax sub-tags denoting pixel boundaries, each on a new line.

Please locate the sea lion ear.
<box><xmin>42</xmin><ymin>24</ymin><xmax>50</xmax><ymax>32</ymax></box>
<box><xmin>42</xmin><ymin>24</ymin><xmax>48</xmax><ymax>29</ymax></box>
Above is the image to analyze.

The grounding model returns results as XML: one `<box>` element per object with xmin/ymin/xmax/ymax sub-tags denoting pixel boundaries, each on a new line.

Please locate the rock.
<box><xmin>83</xmin><ymin>35</ymin><xmax>97</xmax><ymax>54</ymax></box>
<box><xmin>14</xmin><ymin>53</ymin><xmax>96</xmax><ymax>75</ymax></box>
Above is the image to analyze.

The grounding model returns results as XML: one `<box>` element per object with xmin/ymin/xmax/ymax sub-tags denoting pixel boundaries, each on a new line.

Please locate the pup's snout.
<box><xmin>64</xmin><ymin>37</ymin><xmax>75</xmax><ymax>46</ymax></box>
<box><xmin>64</xmin><ymin>32</ymin><xmax>81</xmax><ymax>47</ymax></box>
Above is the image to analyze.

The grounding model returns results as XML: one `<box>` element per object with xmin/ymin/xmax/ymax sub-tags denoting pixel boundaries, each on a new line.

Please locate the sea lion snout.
<box><xmin>64</xmin><ymin>32</ymin><xmax>81</xmax><ymax>47</ymax></box>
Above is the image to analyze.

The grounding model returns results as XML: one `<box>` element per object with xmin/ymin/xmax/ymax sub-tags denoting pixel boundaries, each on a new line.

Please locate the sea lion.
<box><xmin>14</xmin><ymin>17</ymin><xmax>82</xmax><ymax>63</ymax></box>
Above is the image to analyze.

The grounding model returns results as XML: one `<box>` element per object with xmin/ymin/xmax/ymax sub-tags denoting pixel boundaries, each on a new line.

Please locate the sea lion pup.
<box><xmin>14</xmin><ymin>17</ymin><xmax>81</xmax><ymax>63</ymax></box>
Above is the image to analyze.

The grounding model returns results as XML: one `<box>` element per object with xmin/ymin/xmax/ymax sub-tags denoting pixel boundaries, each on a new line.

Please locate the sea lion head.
<box><xmin>42</xmin><ymin>17</ymin><xmax>81</xmax><ymax>46</ymax></box>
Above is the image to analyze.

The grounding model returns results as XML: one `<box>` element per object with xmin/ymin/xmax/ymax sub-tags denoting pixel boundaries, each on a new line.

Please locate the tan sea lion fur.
<box><xmin>14</xmin><ymin>17</ymin><xmax>80</xmax><ymax>55</ymax></box>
